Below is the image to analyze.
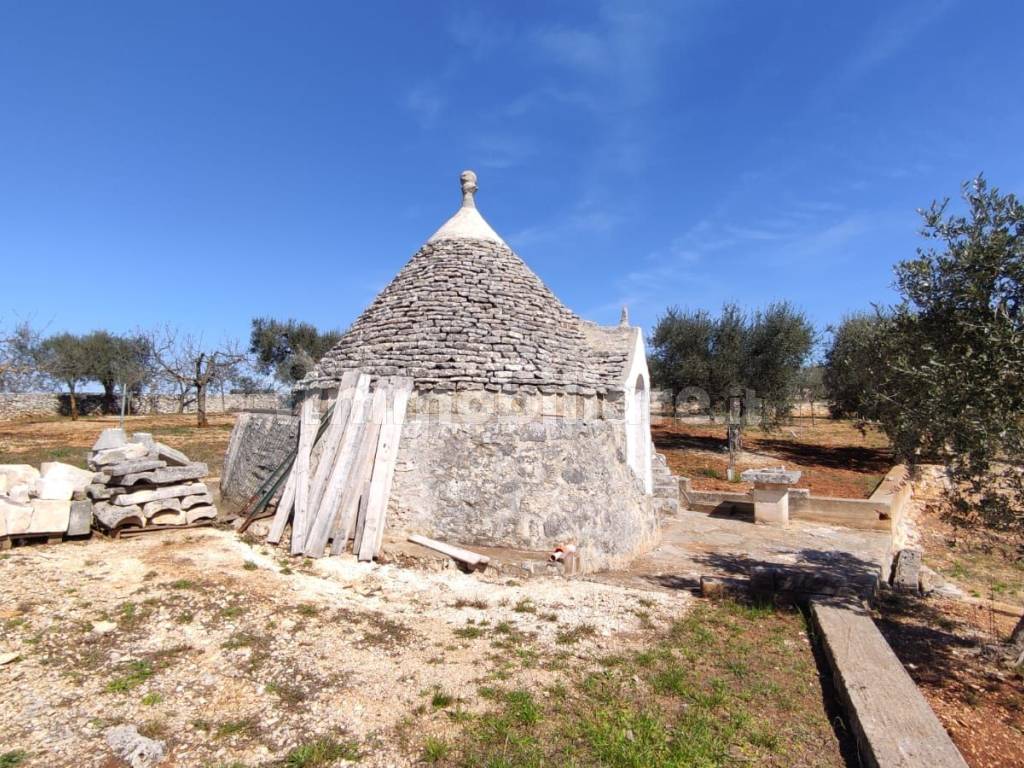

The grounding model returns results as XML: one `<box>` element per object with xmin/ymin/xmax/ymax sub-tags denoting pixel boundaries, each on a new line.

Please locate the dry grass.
<box><xmin>654</xmin><ymin>417</ymin><xmax>892</xmax><ymax>498</ymax></box>
<box><xmin>0</xmin><ymin>413</ymin><xmax>236</xmax><ymax>476</ymax></box>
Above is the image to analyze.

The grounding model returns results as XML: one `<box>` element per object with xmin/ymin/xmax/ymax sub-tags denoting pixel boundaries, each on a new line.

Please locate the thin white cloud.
<box><xmin>404</xmin><ymin>84</ymin><xmax>445</xmax><ymax>128</ymax></box>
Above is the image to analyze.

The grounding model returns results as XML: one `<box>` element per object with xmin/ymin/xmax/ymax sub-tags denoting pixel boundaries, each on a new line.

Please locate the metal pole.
<box><xmin>119</xmin><ymin>380</ymin><xmax>127</xmax><ymax>431</ymax></box>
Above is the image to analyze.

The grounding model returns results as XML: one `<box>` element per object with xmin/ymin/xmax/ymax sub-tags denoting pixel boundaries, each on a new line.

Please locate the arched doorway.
<box><xmin>627</xmin><ymin>373</ymin><xmax>652</xmax><ymax>493</ymax></box>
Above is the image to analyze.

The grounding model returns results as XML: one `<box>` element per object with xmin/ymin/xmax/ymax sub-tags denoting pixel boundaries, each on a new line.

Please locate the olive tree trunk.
<box><xmin>67</xmin><ymin>383</ymin><xmax>78</xmax><ymax>421</ymax></box>
<box><xmin>196</xmin><ymin>383</ymin><xmax>208</xmax><ymax>427</ymax></box>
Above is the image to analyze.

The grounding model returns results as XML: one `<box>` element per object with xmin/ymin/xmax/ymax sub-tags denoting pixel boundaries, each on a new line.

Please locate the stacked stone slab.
<box><xmin>650</xmin><ymin>451</ymin><xmax>680</xmax><ymax>519</ymax></box>
<box><xmin>0</xmin><ymin>461</ymin><xmax>95</xmax><ymax>545</ymax></box>
<box><xmin>87</xmin><ymin>428</ymin><xmax>217</xmax><ymax>532</ymax></box>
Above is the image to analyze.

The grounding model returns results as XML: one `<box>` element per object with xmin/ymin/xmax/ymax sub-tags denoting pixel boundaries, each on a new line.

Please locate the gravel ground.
<box><xmin>0</xmin><ymin>528</ymin><xmax>687</xmax><ymax>767</ymax></box>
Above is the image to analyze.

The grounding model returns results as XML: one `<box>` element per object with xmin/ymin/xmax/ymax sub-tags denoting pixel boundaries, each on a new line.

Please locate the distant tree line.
<box><xmin>0</xmin><ymin>317</ymin><xmax>344</xmax><ymax>427</ymax></box>
<box><xmin>648</xmin><ymin>301</ymin><xmax>816</xmax><ymax>427</ymax></box>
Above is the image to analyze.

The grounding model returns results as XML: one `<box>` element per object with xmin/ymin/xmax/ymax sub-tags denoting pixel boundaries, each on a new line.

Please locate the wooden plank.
<box><xmin>407</xmin><ymin>534</ymin><xmax>491</xmax><ymax>566</ymax></box>
<box><xmin>350</xmin><ymin>484</ymin><xmax>371</xmax><ymax>555</ymax></box>
<box><xmin>302</xmin><ymin>374</ymin><xmax>372</xmax><ymax>557</ymax></box>
<box><xmin>266</xmin><ymin>467</ymin><xmax>296</xmax><ymax>544</ymax></box>
<box><xmin>330</xmin><ymin>384</ymin><xmax>387</xmax><ymax>555</ymax></box>
<box><xmin>306</xmin><ymin>372</ymin><xmax>360</xmax><ymax>516</ymax></box>
<box><xmin>288</xmin><ymin>392</ymin><xmax>321</xmax><ymax>554</ymax></box>
<box><xmin>357</xmin><ymin>378</ymin><xmax>413</xmax><ymax>561</ymax></box>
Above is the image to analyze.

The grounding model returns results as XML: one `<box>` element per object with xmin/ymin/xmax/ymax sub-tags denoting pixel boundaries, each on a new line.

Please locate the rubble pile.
<box><xmin>87</xmin><ymin>428</ymin><xmax>217</xmax><ymax>533</ymax></box>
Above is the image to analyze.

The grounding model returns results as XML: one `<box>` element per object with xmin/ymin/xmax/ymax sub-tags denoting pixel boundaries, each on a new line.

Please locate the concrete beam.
<box><xmin>811</xmin><ymin>599</ymin><xmax>967</xmax><ymax>768</ymax></box>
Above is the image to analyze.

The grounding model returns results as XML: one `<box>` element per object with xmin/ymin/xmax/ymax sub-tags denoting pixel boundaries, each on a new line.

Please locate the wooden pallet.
<box><xmin>93</xmin><ymin>520</ymin><xmax>216</xmax><ymax>540</ymax></box>
<box><xmin>0</xmin><ymin>533</ymin><xmax>64</xmax><ymax>549</ymax></box>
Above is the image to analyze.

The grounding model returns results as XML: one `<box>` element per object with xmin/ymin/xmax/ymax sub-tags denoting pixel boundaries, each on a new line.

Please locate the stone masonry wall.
<box><xmin>387</xmin><ymin>415</ymin><xmax>659</xmax><ymax>571</ymax></box>
<box><xmin>0</xmin><ymin>392</ymin><xmax>288</xmax><ymax>421</ymax></box>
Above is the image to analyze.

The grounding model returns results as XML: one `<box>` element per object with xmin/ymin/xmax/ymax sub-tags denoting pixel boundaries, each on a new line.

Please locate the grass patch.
<box><xmin>279</xmin><ymin>736</ymin><xmax>360</xmax><ymax>766</ymax></box>
<box><xmin>216</xmin><ymin>717</ymin><xmax>257</xmax><ymax>739</ymax></box>
<box><xmin>453</xmin><ymin>597</ymin><xmax>489</xmax><ymax>609</ymax></box>
<box><xmin>106</xmin><ymin>660</ymin><xmax>154</xmax><ymax>693</ymax></box>
<box><xmin>555</xmin><ymin>622</ymin><xmax>597</xmax><ymax>645</ymax></box>
<box><xmin>0</xmin><ymin>751</ymin><xmax>28</xmax><ymax>768</ymax></box>
<box><xmin>453</xmin><ymin>624</ymin><xmax>484</xmax><ymax>640</ymax></box>
<box><xmin>141</xmin><ymin>692</ymin><xmax>164</xmax><ymax>706</ymax></box>
<box><xmin>439</xmin><ymin>598</ymin><xmax>848</xmax><ymax>767</ymax></box>
<box><xmin>421</xmin><ymin>736</ymin><xmax>450</xmax><ymax>763</ymax></box>
<box><xmin>513</xmin><ymin>598</ymin><xmax>537</xmax><ymax>614</ymax></box>
<box><xmin>431</xmin><ymin>690</ymin><xmax>455</xmax><ymax>708</ymax></box>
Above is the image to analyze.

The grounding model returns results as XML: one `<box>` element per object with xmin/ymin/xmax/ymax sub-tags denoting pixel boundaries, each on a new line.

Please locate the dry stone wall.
<box><xmin>0</xmin><ymin>392</ymin><xmax>288</xmax><ymax>421</ymax></box>
<box><xmin>388</xmin><ymin>414</ymin><xmax>659</xmax><ymax>571</ymax></box>
<box><xmin>220</xmin><ymin>412</ymin><xmax>300</xmax><ymax>508</ymax></box>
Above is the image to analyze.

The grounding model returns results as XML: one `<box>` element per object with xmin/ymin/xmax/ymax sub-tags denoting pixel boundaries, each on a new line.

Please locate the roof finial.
<box><xmin>620</xmin><ymin>305</ymin><xmax>630</xmax><ymax>326</ymax></box>
<box><xmin>460</xmin><ymin>170</ymin><xmax>478</xmax><ymax>209</ymax></box>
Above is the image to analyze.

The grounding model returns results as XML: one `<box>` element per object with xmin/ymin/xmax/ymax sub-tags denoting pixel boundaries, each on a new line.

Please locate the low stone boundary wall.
<box><xmin>684</xmin><ymin>487</ymin><xmax>892</xmax><ymax>531</ymax></box>
<box><xmin>811</xmin><ymin>599</ymin><xmax>967</xmax><ymax>767</ymax></box>
<box><xmin>0</xmin><ymin>392</ymin><xmax>289</xmax><ymax>420</ymax></box>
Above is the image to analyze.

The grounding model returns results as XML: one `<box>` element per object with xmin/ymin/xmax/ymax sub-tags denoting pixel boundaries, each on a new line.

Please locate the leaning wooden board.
<box><xmin>288</xmin><ymin>392</ymin><xmax>320</xmax><ymax>554</ymax></box>
<box><xmin>306</xmin><ymin>372</ymin><xmax>361</xmax><ymax>524</ymax></box>
<box><xmin>357</xmin><ymin>377</ymin><xmax>413</xmax><ymax>561</ymax></box>
<box><xmin>330</xmin><ymin>384</ymin><xmax>387</xmax><ymax>555</ymax></box>
<box><xmin>303</xmin><ymin>374</ymin><xmax>372</xmax><ymax>557</ymax></box>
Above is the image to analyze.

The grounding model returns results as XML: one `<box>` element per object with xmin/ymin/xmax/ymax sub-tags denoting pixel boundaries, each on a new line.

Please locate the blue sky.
<box><xmin>3</xmin><ymin>1</ymin><xmax>1023</xmax><ymax>355</ymax></box>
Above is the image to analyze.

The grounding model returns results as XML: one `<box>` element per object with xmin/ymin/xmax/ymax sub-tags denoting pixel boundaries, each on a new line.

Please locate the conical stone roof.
<box><xmin>308</xmin><ymin>171</ymin><xmax>625</xmax><ymax>396</ymax></box>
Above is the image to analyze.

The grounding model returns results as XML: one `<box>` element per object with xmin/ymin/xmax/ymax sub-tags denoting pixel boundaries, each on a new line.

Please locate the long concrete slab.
<box><xmin>811</xmin><ymin>599</ymin><xmax>967</xmax><ymax>768</ymax></box>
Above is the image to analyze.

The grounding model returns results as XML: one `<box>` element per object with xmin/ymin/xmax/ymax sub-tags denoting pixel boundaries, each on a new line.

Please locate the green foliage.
<box><xmin>249</xmin><ymin>317</ymin><xmax>342</xmax><ymax>385</ymax></box>
<box><xmin>36</xmin><ymin>332</ymin><xmax>90</xmax><ymax>394</ymax></box>
<box><xmin>823</xmin><ymin>312</ymin><xmax>887</xmax><ymax>418</ymax></box>
<box><xmin>649</xmin><ymin>301</ymin><xmax>814</xmax><ymax>426</ymax></box>
<box><xmin>838</xmin><ymin>176</ymin><xmax>1024</xmax><ymax>533</ymax></box>
<box><xmin>81</xmin><ymin>330</ymin><xmax>152</xmax><ymax>409</ymax></box>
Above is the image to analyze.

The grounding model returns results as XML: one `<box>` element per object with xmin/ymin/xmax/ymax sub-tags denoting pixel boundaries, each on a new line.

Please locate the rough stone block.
<box><xmin>120</xmin><ymin>462</ymin><xmax>208</xmax><ymax>487</ymax></box>
<box><xmin>113</xmin><ymin>482</ymin><xmax>208</xmax><ymax>506</ymax></box>
<box><xmin>91</xmin><ymin>428</ymin><xmax>126</xmax><ymax>452</ymax></box>
<box><xmin>185</xmin><ymin>504</ymin><xmax>217</xmax><ymax>523</ymax></box>
<box><xmin>891</xmin><ymin>549</ymin><xmax>922</xmax><ymax>594</ymax></box>
<box><xmin>28</xmin><ymin>499</ymin><xmax>71</xmax><ymax>535</ymax></box>
<box><xmin>37</xmin><ymin>461</ymin><xmax>95</xmax><ymax>500</ymax></box>
<box><xmin>0</xmin><ymin>464</ymin><xmax>40</xmax><ymax>488</ymax></box>
<box><xmin>91</xmin><ymin>443</ymin><xmax>149</xmax><ymax>467</ymax></box>
<box><xmin>106</xmin><ymin>459</ymin><xmax>167</xmax><ymax>477</ymax></box>
<box><xmin>68</xmin><ymin>500</ymin><xmax>93</xmax><ymax>536</ymax></box>
<box><xmin>94</xmin><ymin>502</ymin><xmax>144</xmax><ymax>529</ymax></box>
<box><xmin>152</xmin><ymin>441</ymin><xmax>190</xmax><ymax>467</ymax></box>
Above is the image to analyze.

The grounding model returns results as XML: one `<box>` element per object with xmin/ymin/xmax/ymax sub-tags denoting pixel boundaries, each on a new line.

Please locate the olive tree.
<box><xmin>36</xmin><ymin>333</ymin><xmax>91</xmax><ymax>419</ymax></box>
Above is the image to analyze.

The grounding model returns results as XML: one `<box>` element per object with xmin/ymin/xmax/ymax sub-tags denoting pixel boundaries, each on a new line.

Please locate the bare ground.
<box><xmin>0</xmin><ymin>528</ymin><xmax>686</xmax><ymax>766</ymax></box>
<box><xmin>653</xmin><ymin>418</ymin><xmax>892</xmax><ymax>498</ymax></box>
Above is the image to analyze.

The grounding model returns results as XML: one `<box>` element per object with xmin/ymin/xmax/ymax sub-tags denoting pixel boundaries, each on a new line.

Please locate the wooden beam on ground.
<box><xmin>302</xmin><ymin>374</ymin><xmax>372</xmax><ymax>557</ymax></box>
<box><xmin>357</xmin><ymin>378</ymin><xmax>413</xmax><ymax>562</ymax></box>
<box><xmin>407</xmin><ymin>534</ymin><xmax>490</xmax><ymax>567</ymax></box>
<box><xmin>330</xmin><ymin>384</ymin><xmax>386</xmax><ymax>555</ymax></box>
<box><xmin>289</xmin><ymin>392</ymin><xmax>321</xmax><ymax>555</ymax></box>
